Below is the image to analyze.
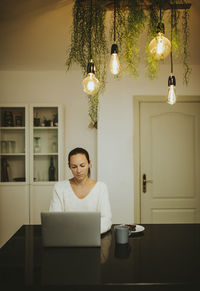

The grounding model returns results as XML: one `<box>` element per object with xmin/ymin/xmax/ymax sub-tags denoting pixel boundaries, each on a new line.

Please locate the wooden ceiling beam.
<box><xmin>79</xmin><ymin>0</ymin><xmax>191</xmax><ymax>11</ymax></box>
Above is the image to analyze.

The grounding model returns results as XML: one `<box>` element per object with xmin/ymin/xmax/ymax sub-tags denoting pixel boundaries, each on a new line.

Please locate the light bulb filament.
<box><xmin>149</xmin><ymin>32</ymin><xmax>171</xmax><ymax>60</ymax></box>
<box><xmin>110</xmin><ymin>53</ymin><xmax>120</xmax><ymax>75</ymax></box>
<box><xmin>167</xmin><ymin>85</ymin><xmax>176</xmax><ymax>105</ymax></box>
<box><xmin>82</xmin><ymin>73</ymin><xmax>100</xmax><ymax>95</ymax></box>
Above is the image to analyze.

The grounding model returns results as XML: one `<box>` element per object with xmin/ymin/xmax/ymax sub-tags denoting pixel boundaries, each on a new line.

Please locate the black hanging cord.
<box><xmin>86</xmin><ymin>0</ymin><xmax>95</xmax><ymax>74</ymax></box>
<box><xmin>157</xmin><ymin>5</ymin><xmax>164</xmax><ymax>34</ymax></box>
<box><xmin>111</xmin><ymin>0</ymin><xmax>118</xmax><ymax>54</ymax></box>
<box><xmin>114</xmin><ymin>0</ymin><xmax>116</xmax><ymax>42</ymax></box>
<box><xmin>89</xmin><ymin>0</ymin><xmax>93</xmax><ymax>60</ymax></box>
<box><xmin>168</xmin><ymin>6</ymin><xmax>176</xmax><ymax>88</ymax></box>
<box><xmin>170</xmin><ymin>6</ymin><xmax>173</xmax><ymax>74</ymax></box>
<box><xmin>160</xmin><ymin>6</ymin><xmax>162</xmax><ymax>22</ymax></box>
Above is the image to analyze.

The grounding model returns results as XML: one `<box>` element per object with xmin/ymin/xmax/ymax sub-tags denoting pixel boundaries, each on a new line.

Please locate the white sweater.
<box><xmin>49</xmin><ymin>180</ymin><xmax>112</xmax><ymax>234</ymax></box>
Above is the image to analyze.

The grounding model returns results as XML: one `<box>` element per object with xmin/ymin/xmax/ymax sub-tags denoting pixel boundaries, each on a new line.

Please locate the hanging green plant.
<box><xmin>182</xmin><ymin>7</ymin><xmax>191</xmax><ymax>85</ymax></box>
<box><xmin>88</xmin><ymin>93</ymin><xmax>99</xmax><ymax>129</ymax></box>
<box><xmin>111</xmin><ymin>0</ymin><xmax>146</xmax><ymax>78</ymax></box>
<box><xmin>66</xmin><ymin>0</ymin><xmax>107</xmax><ymax>128</ymax></box>
<box><xmin>66</xmin><ymin>0</ymin><xmax>192</xmax><ymax>129</ymax></box>
<box><xmin>170</xmin><ymin>2</ymin><xmax>181</xmax><ymax>57</ymax></box>
<box><xmin>123</xmin><ymin>0</ymin><xmax>146</xmax><ymax>78</ymax></box>
<box><xmin>145</xmin><ymin>2</ymin><xmax>160</xmax><ymax>79</ymax></box>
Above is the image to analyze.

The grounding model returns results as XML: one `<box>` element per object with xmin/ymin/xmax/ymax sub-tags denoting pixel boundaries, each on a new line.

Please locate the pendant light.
<box><xmin>82</xmin><ymin>0</ymin><xmax>100</xmax><ymax>95</ymax></box>
<box><xmin>82</xmin><ymin>59</ymin><xmax>100</xmax><ymax>95</ymax></box>
<box><xmin>148</xmin><ymin>7</ymin><xmax>171</xmax><ymax>60</ymax></box>
<box><xmin>167</xmin><ymin>8</ymin><xmax>176</xmax><ymax>105</ymax></box>
<box><xmin>109</xmin><ymin>0</ymin><xmax>120</xmax><ymax>75</ymax></box>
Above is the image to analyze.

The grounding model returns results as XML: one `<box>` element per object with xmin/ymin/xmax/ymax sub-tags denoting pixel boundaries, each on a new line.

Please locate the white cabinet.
<box><xmin>30</xmin><ymin>105</ymin><xmax>62</xmax><ymax>183</ymax></box>
<box><xmin>0</xmin><ymin>105</ymin><xmax>29</xmax><ymax>247</ymax></box>
<box><xmin>0</xmin><ymin>104</ymin><xmax>64</xmax><ymax>246</ymax></box>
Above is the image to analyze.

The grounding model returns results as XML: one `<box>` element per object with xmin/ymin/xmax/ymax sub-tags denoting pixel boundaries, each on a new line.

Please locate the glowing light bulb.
<box><xmin>167</xmin><ymin>85</ymin><xmax>176</xmax><ymax>105</ymax></box>
<box><xmin>110</xmin><ymin>44</ymin><xmax>120</xmax><ymax>75</ymax></box>
<box><xmin>82</xmin><ymin>73</ymin><xmax>100</xmax><ymax>95</ymax></box>
<box><xmin>110</xmin><ymin>53</ymin><xmax>120</xmax><ymax>75</ymax></box>
<box><xmin>149</xmin><ymin>32</ymin><xmax>171</xmax><ymax>60</ymax></box>
<box><xmin>167</xmin><ymin>75</ymin><xmax>176</xmax><ymax>105</ymax></box>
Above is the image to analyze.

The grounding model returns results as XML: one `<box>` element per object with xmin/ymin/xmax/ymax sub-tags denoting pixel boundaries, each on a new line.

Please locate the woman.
<box><xmin>49</xmin><ymin>147</ymin><xmax>112</xmax><ymax>234</ymax></box>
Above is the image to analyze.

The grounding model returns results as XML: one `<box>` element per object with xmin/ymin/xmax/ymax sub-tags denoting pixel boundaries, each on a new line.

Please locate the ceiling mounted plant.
<box><xmin>66</xmin><ymin>0</ymin><xmax>191</xmax><ymax>128</ymax></box>
<box><xmin>121</xmin><ymin>0</ymin><xmax>146</xmax><ymax>78</ymax></box>
<box><xmin>182</xmin><ymin>7</ymin><xmax>191</xmax><ymax>85</ymax></box>
<box><xmin>66</xmin><ymin>0</ymin><xmax>107</xmax><ymax>128</ymax></box>
<box><xmin>145</xmin><ymin>2</ymin><xmax>160</xmax><ymax>79</ymax></box>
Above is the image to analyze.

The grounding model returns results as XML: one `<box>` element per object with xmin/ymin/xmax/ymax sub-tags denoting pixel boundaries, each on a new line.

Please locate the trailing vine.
<box><xmin>182</xmin><ymin>7</ymin><xmax>191</xmax><ymax>85</ymax></box>
<box><xmin>145</xmin><ymin>2</ymin><xmax>160</xmax><ymax>79</ymax></box>
<box><xmin>123</xmin><ymin>0</ymin><xmax>146</xmax><ymax>78</ymax></box>
<box><xmin>66</xmin><ymin>0</ymin><xmax>107</xmax><ymax>128</ymax></box>
<box><xmin>170</xmin><ymin>2</ymin><xmax>181</xmax><ymax>57</ymax></box>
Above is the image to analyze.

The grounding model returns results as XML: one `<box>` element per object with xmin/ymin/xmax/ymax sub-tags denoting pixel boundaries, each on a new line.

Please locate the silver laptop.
<box><xmin>41</xmin><ymin>212</ymin><xmax>101</xmax><ymax>247</ymax></box>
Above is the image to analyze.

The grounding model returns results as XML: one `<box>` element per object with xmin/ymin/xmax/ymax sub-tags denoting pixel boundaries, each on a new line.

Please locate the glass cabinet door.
<box><xmin>32</xmin><ymin>106</ymin><xmax>59</xmax><ymax>182</ymax></box>
<box><xmin>0</xmin><ymin>107</ymin><xmax>26</xmax><ymax>183</ymax></box>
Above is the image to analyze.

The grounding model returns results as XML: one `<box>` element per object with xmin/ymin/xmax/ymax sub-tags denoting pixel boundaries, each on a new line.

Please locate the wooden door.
<box><xmin>139</xmin><ymin>100</ymin><xmax>200</xmax><ymax>223</ymax></box>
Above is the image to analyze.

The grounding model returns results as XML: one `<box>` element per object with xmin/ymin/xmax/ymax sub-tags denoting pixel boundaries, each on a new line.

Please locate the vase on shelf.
<box><xmin>34</xmin><ymin>137</ymin><xmax>41</xmax><ymax>153</ymax></box>
<box><xmin>1</xmin><ymin>157</ymin><xmax>9</xmax><ymax>182</ymax></box>
<box><xmin>49</xmin><ymin>157</ymin><xmax>55</xmax><ymax>181</ymax></box>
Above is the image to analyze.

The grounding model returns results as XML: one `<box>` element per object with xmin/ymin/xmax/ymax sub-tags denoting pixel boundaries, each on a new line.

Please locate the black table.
<box><xmin>0</xmin><ymin>224</ymin><xmax>200</xmax><ymax>291</ymax></box>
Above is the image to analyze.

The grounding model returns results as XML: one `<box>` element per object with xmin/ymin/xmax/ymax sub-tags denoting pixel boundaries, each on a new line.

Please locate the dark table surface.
<box><xmin>0</xmin><ymin>224</ymin><xmax>200</xmax><ymax>291</ymax></box>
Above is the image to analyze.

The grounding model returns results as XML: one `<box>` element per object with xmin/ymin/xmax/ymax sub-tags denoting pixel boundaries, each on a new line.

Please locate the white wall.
<box><xmin>98</xmin><ymin>64</ymin><xmax>200</xmax><ymax>224</ymax></box>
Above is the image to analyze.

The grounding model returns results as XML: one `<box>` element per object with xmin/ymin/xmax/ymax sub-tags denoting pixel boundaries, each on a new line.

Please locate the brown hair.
<box><xmin>68</xmin><ymin>147</ymin><xmax>91</xmax><ymax>177</ymax></box>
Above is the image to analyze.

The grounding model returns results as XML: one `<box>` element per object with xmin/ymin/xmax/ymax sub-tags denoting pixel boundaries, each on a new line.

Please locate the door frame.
<box><xmin>133</xmin><ymin>95</ymin><xmax>200</xmax><ymax>223</ymax></box>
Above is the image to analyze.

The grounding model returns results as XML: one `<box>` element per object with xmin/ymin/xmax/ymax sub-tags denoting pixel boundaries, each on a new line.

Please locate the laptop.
<box><xmin>41</xmin><ymin>211</ymin><xmax>101</xmax><ymax>247</ymax></box>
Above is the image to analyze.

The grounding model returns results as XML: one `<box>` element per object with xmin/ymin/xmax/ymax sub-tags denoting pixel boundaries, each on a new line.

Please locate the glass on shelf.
<box><xmin>1</xmin><ymin>141</ymin><xmax>7</xmax><ymax>153</ymax></box>
<box><xmin>51</xmin><ymin>142</ymin><xmax>57</xmax><ymax>153</ymax></box>
<box><xmin>51</xmin><ymin>135</ymin><xmax>58</xmax><ymax>153</ymax></box>
<box><xmin>7</xmin><ymin>140</ymin><xmax>16</xmax><ymax>153</ymax></box>
<box><xmin>34</xmin><ymin>137</ymin><xmax>41</xmax><ymax>153</ymax></box>
<box><xmin>0</xmin><ymin>128</ymin><xmax>25</xmax><ymax>154</ymax></box>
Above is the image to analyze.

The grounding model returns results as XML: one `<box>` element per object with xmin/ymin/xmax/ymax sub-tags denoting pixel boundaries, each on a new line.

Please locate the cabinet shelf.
<box><xmin>33</xmin><ymin>126</ymin><xmax>58</xmax><ymax>130</ymax></box>
<box><xmin>0</xmin><ymin>153</ymin><xmax>25</xmax><ymax>156</ymax></box>
<box><xmin>33</xmin><ymin>153</ymin><xmax>58</xmax><ymax>156</ymax></box>
<box><xmin>0</xmin><ymin>127</ymin><xmax>25</xmax><ymax>130</ymax></box>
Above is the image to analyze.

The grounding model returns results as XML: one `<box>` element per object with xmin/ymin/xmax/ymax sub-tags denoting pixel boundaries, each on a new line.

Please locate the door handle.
<box><xmin>143</xmin><ymin>174</ymin><xmax>153</xmax><ymax>193</ymax></box>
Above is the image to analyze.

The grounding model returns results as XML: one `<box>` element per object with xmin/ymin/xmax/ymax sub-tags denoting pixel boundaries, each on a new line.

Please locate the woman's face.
<box><xmin>69</xmin><ymin>153</ymin><xmax>90</xmax><ymax>181</ymax></box>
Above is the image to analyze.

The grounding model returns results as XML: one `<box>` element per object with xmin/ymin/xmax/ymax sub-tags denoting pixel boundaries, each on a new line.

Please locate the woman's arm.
<box><xmin>99</xmin><ymin>183</ymin><xmax>112</xmax><ymax>234</ymax></box>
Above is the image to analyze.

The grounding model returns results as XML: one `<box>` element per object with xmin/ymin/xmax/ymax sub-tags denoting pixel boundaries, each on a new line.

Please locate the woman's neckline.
<box><xmin>68</xmin><ymin>179</ymin><xmax>98</xmax><ymax>200</ymax></box>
